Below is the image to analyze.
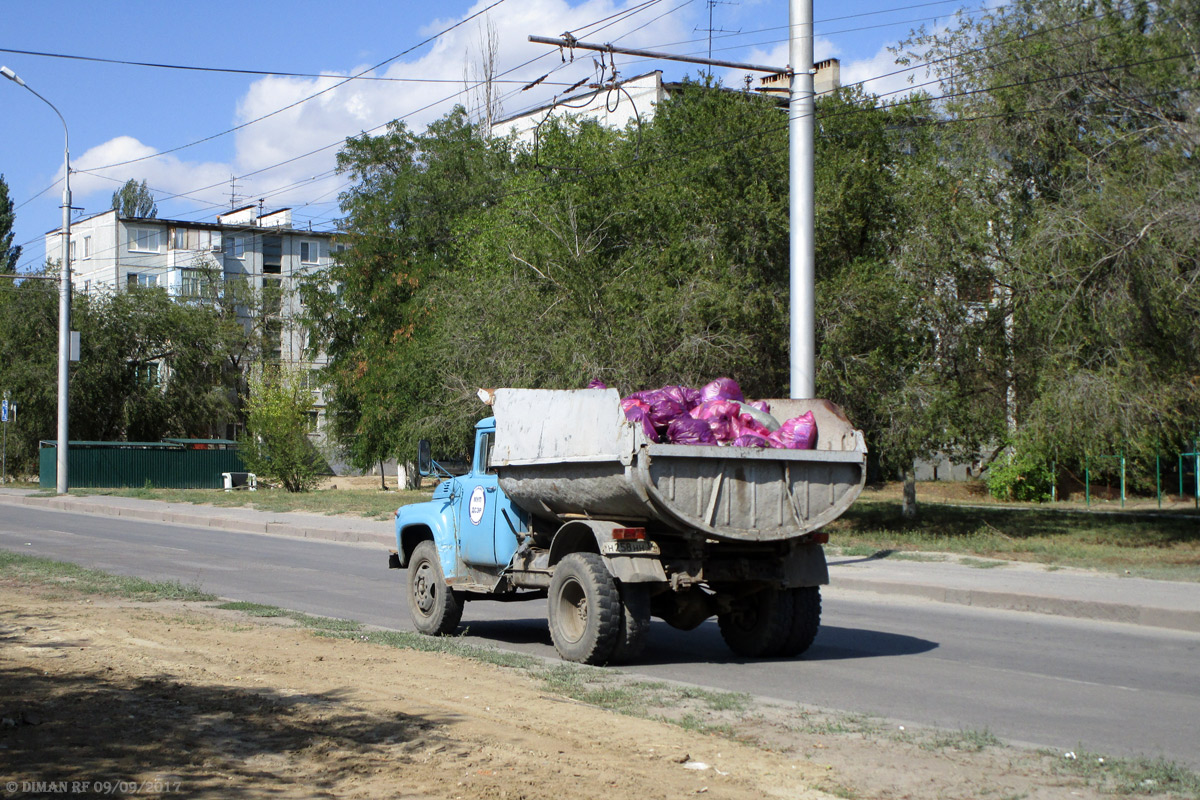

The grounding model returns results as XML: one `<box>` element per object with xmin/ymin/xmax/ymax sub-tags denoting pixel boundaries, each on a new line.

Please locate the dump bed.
<box><xmin>491</xmin><ymin>388</ymin><xmax>867</xmax><ymax>542</ymax></box>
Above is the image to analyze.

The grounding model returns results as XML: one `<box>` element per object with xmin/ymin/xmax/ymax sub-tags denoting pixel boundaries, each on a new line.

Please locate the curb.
<box><xmin>0</xmin><ymin>493</ymin><xmax>394</xmax><ymax>548</ymax></box>
<box><xmin>828</xmin><ymin>575</ymin><xmax>1200</xmax><ymax>634</ymax></box>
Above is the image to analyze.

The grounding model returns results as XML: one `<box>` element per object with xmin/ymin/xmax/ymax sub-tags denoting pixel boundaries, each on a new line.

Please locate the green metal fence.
<box><xmin>39</xmin><ymin>440</ymin><xmax>246</xmax><ymax>489</ymax></box>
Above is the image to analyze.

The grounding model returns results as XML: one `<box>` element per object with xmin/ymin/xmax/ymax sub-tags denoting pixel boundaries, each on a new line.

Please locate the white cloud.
<box><xmin>841</xmin><ymin>42</ymin><xmax>924</xmax><ymax>100</ymax></box>
<box><xmin>67</xmin><ymin>0</ymin><xmax>704</xmax><ymax>225</ymax></box>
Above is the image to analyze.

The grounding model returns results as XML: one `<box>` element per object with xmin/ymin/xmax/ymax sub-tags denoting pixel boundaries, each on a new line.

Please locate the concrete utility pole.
<box><xmin>2</xmin><ymin>65</ymin><xmax>72</xmax><ymax>492</ymax></box>
<box><xmin>789</xmin><ymin>0</ymin><xmax>816</xmax><ymax>400</ymax></box>
<box><xmin>530</xmin><ymin>3</ymin><xmax>818</xmax><ymax>399</ymax></box>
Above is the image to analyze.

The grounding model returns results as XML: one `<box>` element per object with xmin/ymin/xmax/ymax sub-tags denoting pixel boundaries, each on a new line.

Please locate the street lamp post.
<box><xmin>2</xmin><ymin>65</ymin><xmax>71</xmax><ymax>493</ymax></box>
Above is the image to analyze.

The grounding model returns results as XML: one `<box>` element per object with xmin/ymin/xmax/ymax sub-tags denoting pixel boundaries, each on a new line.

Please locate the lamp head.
<box><xmin>0</xmin><ymin>66</ymin><xmax>27</xmax><ymax>87</ymax></box>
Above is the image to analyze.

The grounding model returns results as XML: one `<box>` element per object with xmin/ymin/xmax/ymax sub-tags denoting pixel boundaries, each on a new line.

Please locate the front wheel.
<box><xmin>407</xmin><ymin>540</ymin><xmax>463</xmax><ymax>635</ymax></box>
<box><xmin>547</xmin><ymin>553</ymin><xmax>622</xmax><ymax>665</ymax></box>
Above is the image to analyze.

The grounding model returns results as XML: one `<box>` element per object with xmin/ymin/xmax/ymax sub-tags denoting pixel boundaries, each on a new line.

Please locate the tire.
<box><xmin>717</xmin><ymin>586</ymin><xmax>794</xmax><ymax>658</ymax></box>
<box><xmin>547</xmin><ymin>553</ymin><xmax>622</xmax><ymax>665</ymax></box>
<box><xmin>407</xmin><ymin>540</ymin><xmax>463</xmax><ymax>635</ymax></box>
<box><xmin>609</xmin><ymin>582</ymin><xmax>651</xmax><ymax>664</ymax></box>
<box><xmin>778</xmin><ymin>586</ymin><xmax>821</xmax><ymax>657</ymax></box>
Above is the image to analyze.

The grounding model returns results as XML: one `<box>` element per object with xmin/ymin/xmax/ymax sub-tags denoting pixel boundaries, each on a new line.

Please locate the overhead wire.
<box><xmin>0</xmin><ymin>45</ymin><xmax>580</xmax><ymax>86</ymax></box>
<box><xmin>82</xmin><ymin>0</ymin><xmax>514</xmax><ymax>173</ymax></box>
<box><xmin>16</xmin><ymin>0</ymin><xmax>1182</xmax><ymax>273</ymax></box>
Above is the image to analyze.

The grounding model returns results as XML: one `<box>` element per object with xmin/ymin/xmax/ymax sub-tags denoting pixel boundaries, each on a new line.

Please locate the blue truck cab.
<box><xmin>393</xmin><ymin>417</ymin><xmax>529</xmax><ymax>592</ymax></box>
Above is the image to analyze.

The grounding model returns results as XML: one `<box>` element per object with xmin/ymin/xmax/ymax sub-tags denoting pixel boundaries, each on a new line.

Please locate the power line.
<box><xmin>83</xmin><ymin>0</ymin><xmax>514</xmax><ymax>173</ymax></box>
<box><xmin>0</xmin><ymin>45</ymin><xmax>579</xmax><ymax>86</ymax></box>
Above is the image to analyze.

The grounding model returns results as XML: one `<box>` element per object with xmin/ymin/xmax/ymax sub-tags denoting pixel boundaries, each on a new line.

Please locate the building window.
<box><xmin>306</xmin><ymin>411</ymin><xmax>320</xmax><ymax>433</ymax></box>
<box><xmin>83</xmin><ymin>236</ymin><xmax>91</xmax><ymax>259</ymax></box>
<box><xmin>127</xmin><ymin>272</ymin><xmax>159</xmax><ymax>289</ymax></box>
<box><xmin>69</xmin><ymin>241</ymin><xmax>77</xmax><ymax>262</ymax></box>
<box><xmin>225</xmin><ymin>234</ymin><xmax>245</xmax><ymax>259</ymax></box>
<box><xmin>174</xmin><ymin>228</ymin><xmax>218</xmax><ymax>252</ymax></box>
<box><xmin>137</xmin><ymin>363</ymin><xmax>160</xmax><ymax>388</ymax></box>
<box><xmin>129</xmin><ymin>227</ymin><xmax>163</xmax><ymax>253</ymax></box>
<box><xmin>179</xmin><ymin>268</ymin><xmax>217</xmax><ymax>299</ymax></box>
<box><xmin>299</xmin><ymin>240</ymin><xmax>319</xmax><ymax>264</ymax></box>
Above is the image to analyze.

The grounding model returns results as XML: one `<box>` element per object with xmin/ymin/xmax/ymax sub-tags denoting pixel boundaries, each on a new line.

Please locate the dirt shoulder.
<box><xmin>1</xmin><ymin>583</ymin><xmax>1190</xmax><ymax>800</ymax></box>
<box><xmin>0</xmin><ymin>586</ymin><xmax>831</xmax><ymax>800</ymax></box>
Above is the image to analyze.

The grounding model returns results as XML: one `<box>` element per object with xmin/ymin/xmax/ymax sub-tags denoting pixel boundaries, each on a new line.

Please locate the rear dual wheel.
<box><xmin>717</xmin><ymin>586</ymin><xmax>821</xmax><ymax>658</ymax></box>
<box><xmin>547</xmin><ymin>553</ymin><xmax>651</xmax><ymax>665</ymax></box>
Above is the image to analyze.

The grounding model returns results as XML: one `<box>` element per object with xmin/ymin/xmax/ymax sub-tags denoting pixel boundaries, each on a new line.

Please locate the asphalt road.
<box><xmin>3</xmin><ymin>504</ymin><xmax>1198</xmax><ymax>769</ymax></box>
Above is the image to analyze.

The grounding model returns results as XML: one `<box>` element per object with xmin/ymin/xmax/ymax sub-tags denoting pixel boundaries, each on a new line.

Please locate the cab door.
<box><xmin>457</xmin><ymin>429</ymin><xmax>522</xmax><ymax>568</ymax></box>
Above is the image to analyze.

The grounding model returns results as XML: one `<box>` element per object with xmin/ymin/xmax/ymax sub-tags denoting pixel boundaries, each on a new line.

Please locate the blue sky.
<box><xmin>0</xmin><ymin>0</ymin><xmax>976</xmax><ymax>271</ymax></box>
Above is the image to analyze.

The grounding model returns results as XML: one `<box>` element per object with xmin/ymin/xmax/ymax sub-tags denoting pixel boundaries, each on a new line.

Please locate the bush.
<box><xmin>237</xmin><ymin>367</ymin><xmax>324</xmax><ymax>493</ymax></box>
<box><xmin>986</xmin><ymin>449</ymin><xmax>1055</xmax><ymax>502</ymax></box>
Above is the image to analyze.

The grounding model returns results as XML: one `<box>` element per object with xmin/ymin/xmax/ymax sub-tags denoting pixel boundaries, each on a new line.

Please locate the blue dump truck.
<box><xmin>389</xmin><ymin>388</ymin><xmax>867</xmax><ymax>664</ymax></box>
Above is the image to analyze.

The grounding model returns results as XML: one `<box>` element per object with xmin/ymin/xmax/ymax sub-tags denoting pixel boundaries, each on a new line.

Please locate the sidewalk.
<box><xmin>2</xmin><ymin>489</ymin><xmax>1198</xmax><ymax>635</ymax></box>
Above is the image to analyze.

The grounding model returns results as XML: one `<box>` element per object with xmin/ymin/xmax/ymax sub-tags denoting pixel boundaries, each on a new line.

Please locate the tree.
<box><xmin>0</xmin><ymin>174</ymin><xmax>21</xmax><ymax>273</ymax></box>
<box><xmin>237</xmin><ymin>367</ymin><xmax>323</xmax><ymax>492</ymax></box>
<box><xmin>111</xmin><ymin>179</ymin><xmax>157</xmax><ymax>218</ymax></box>
<box><xmin>898</xmin><ymin>0</ymin><xmax>1200</xmax><ymax>479</ymax></box>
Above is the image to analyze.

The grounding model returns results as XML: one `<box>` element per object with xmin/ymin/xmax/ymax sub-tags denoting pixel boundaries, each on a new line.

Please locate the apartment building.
<box><xmin>45</xmin><ymin>205</ymin><xmax>339</xmax><ymax>435</ymax></box>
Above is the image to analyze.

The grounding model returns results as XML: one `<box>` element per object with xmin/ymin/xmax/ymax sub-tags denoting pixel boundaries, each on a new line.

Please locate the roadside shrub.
<box><xmin>986</xmin><ymin>449</ymin><xmax>1055</xmax><ymax>502</ymax></box>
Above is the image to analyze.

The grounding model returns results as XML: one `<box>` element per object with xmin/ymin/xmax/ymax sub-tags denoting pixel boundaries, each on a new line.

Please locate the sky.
<box><xmin>0</xmin><ymin>0</ymin><xmax>977</xmax><ymax>272</ymax></box>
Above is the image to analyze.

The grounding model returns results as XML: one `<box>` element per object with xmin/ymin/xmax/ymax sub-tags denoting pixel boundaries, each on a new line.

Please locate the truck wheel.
<box><xmin>609</xmin><ymin>583</ymin><xmax>651</xmax><ymax>664</ymax></box>
<box><xmin>778</xmin><ymin>586</ymin><xmax>821</xmax><ymax>657</ymax></box>
<box><xmin>548</xmin><ymin>553</ymin><xmax>622</xmax><ymax>665</ymax></box>
<box><xmin>717</xmin><ymin>587</ymin><xmax>794</xmax><ymax>658</ymax></box>
<box><xmin>407</xmin><ymin>540</ymin><xmax>463</xmax><ymax>636</ymax></box>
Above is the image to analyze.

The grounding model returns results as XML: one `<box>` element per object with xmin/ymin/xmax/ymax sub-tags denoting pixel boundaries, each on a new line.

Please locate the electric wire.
<box><xmin>82</xmin><ymin>0</ymin><xmax>514</xmax><ymax>173</ymax></box>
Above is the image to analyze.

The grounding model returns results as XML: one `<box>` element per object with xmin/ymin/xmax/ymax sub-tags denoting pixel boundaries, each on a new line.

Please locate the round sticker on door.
<box><xmin>469</xmin><ymin>485</ymin><xmax>486</xmax><ymax>525</ymax></box>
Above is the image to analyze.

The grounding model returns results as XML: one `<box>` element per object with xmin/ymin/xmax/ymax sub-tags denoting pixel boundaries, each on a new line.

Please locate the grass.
<box><xmin>828</xmin><ymin>497</ymin><xmax>1200</xmax><ymax>580</ymax></box>
<box><xmin>1047</xmin><ymin>750</ymin><xmax>1200</xmax><ymax>798</ymax></box>
<box><xmin>67</xmin><ymin>486</ymin><xmax>432</xmax><ymax>521</ymax></box>
<box><xmin>920</xmin><ymin>728</ymin><xmax>1003</xmax><ymax>753</ymax></box>
<box><xmin>0</xmin><ymin>550</ymin><xmax>214</xmax><ymax>601</ymax></box>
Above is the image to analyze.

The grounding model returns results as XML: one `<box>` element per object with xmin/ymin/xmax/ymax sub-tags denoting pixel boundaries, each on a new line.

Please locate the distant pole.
<box><xmin>1</xmin><ymin>65</ymin><xmax>71</xmax><ymax>493</ymax></box>
<box><xmin>789</xmin><ymin>0</ymin><xmax>815</xmax><ymax>399</ymax></box>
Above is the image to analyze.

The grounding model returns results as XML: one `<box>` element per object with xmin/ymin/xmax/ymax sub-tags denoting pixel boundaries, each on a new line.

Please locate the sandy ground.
<box><xmin>0</xmin><ymin>584</ymin><xmax>1147</xmax><ymax>800</ymax></box>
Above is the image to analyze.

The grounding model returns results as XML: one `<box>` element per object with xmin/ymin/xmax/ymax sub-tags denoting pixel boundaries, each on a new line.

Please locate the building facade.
<box><xmin>45</xmin><ymin>205</ymin><xmax>339</xmax><ymax>438</ymax></box>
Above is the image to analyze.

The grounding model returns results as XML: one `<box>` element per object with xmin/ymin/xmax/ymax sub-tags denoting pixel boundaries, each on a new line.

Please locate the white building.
<box><xmin>492</xmin><ymin>62</ymin><xmax>842</xmax><ymax>145</ymax></box>
<box><xmin>45</xmin><ymin>205</ymin><xmax>340</xmax><ymax>437</ymax></box>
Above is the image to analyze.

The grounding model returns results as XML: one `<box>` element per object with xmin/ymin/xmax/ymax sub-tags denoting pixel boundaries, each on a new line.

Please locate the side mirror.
<box><xmin>417</xmin><ymin>439</ymin><xmax>432</xmax><ymax>477</ymax></box>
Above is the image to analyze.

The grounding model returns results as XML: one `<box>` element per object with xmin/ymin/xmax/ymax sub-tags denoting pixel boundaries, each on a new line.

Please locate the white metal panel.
<box><xmin>492</xmin><ymin>388</ymin><xmax>639</xmax><ymax>466</ymax></box>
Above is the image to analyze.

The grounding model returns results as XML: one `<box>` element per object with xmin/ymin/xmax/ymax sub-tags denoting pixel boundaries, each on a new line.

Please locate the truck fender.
<box><xmin>395</xmin><ymin>505</ymin><xmax>459</xmax><ymax>580</ymax></box>
<box><xmin>549</xmin><ymin>520</ymin><xmax>667</xmax><ymax>585</ymax></box>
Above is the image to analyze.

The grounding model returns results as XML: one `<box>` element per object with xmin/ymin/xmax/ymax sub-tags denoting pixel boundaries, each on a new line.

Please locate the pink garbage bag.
<box><xmin>700</xmin><ymin>377</ymin><xmax>744</xmax><ymax>404</ymax></box>
<box><xmin>730</xmin><ymin>433</ymin><xmax>771</xmax><ymax>448</ymax></box>
<box><xmin>667</xmin><ymin>417</ymin><xmax>718</xmax><ymax>445</ymax></box>
<box><xmin>621</xmin><ymin>398</ymin><xmax>660</xmax><ymax>442</ymax></box>
<box><xmin>768</xmin><ymin>411</ymin><xmax>818</xmax><ymax>450</ymax></box>
<box><xmin>587</xmin><ymin>379</ymin><xmax>608</xmax><ymax>389</ymax></box>
<box><xmin>690</xmin><ymin>399</ymin><xmax>742</xmax><ymax>443</ymax></box>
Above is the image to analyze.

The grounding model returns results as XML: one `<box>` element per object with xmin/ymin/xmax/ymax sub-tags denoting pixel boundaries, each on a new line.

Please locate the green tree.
<box><xmin>899</xmin><ymin>0</ymin><xmax>1200</xmax><ymax>479</ymax></box>
<box><xmin>111</xmin><ymin>178</ymin><xmax>157</xmax><ymax>218</ymax></box>
<box><xmin>0</xmin><ymin>174</ymin><xmax>21</xmax><ymax>273</ymax></box>
<box><xmin>0</xmin><ymin>273</ymin><xmax>56</xmax><ymax>476</ymax></box>
<box><xmin>237</xmin><ymin>367</ymin><xmax>322</xmax><ymax>492</ymax></box>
